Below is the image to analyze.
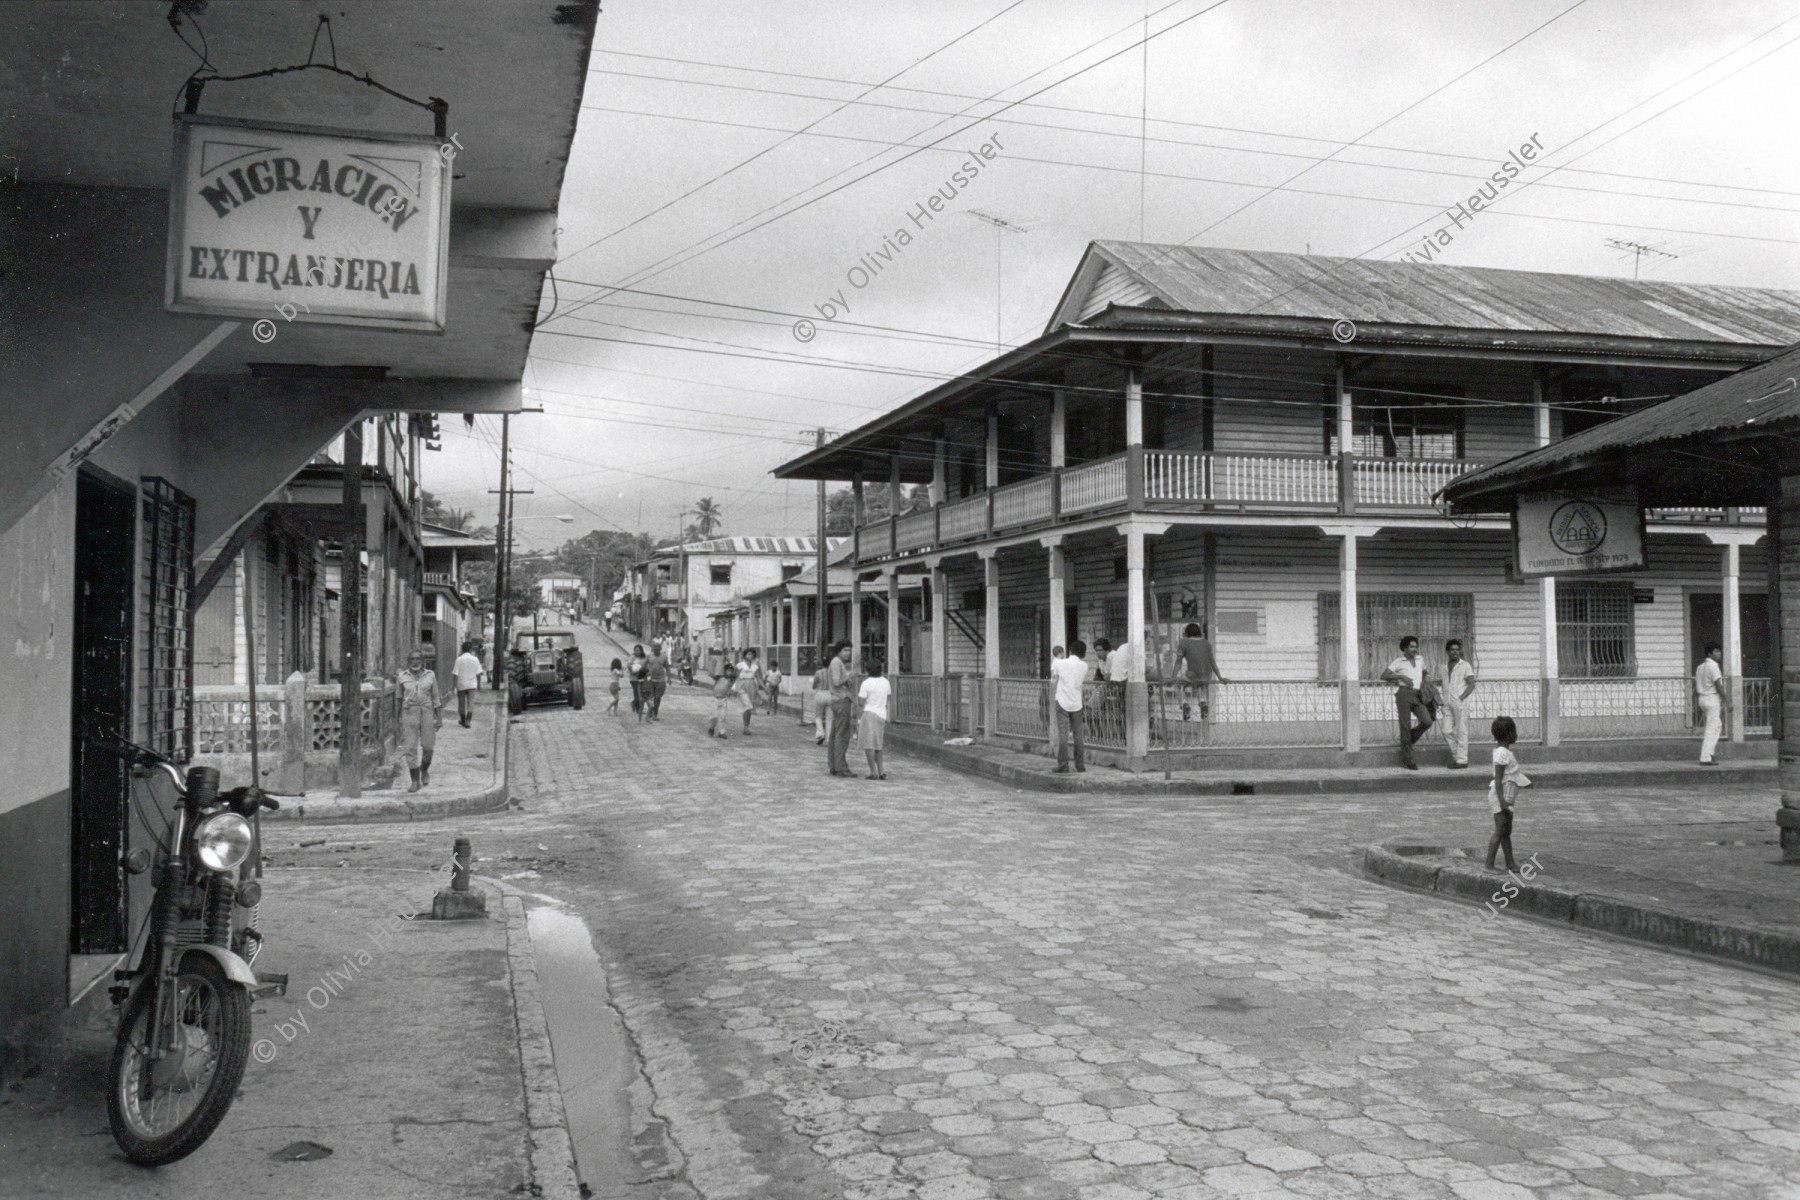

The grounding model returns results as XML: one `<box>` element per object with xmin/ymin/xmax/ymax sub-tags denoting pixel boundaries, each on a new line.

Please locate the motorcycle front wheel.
<box><xmin>107</xmin><ymin>955</ymin><xmax>251</xmax><ymax>1166</ymax></box>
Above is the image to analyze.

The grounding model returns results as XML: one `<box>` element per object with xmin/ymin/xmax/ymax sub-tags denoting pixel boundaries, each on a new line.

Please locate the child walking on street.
<box><xmin>764</xmin><ymin>662</ymin><xmax>783</xmax><ymax>716</ymax></box>
<box><xmin>709</xmin><ymin>663</ymin><xmax>736</xmax><ymax>739</ymax></box>
<box><xmin>1486</xmin><ymin>715</ymin><xmax>1532</xmax><ymax>872</ymax></box>
<box><xmin>608</xmin><ymin>658</ymin><xmax>623</xmax><ymax>714</ymax></box>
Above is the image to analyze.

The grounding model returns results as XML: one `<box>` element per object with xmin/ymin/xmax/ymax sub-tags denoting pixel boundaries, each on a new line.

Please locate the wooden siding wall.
<box><xmin>1076</xmin><ymin>263</ymin><xmax>1158</xmax><ymax>321</ymax></box>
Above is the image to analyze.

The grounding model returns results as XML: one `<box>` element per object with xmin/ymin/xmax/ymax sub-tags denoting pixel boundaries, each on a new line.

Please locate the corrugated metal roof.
<box><xmin>677</xmin><ymin>536</ymin><xmax>846</xmax><ymax>555</ymax></box>
<box><xmin>1445</xmin><ymin>343</ymin><xmax>1800</xmax><ymax>498</ymax></box>
<box><xmin>1089</xmin><ymin>242</ymin><xmax>1800</xmax><ymax>345</ymax></box>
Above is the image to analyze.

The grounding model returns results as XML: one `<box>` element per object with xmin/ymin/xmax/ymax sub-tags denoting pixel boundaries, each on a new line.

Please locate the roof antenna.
<box><xmin>1603</xmin><ymin>238</ymin><xmax>1680</xmax><ymax>280</ymax></box>
<box><xmin>967</xmin><ymin>211</ymin><xmax>1032</xmax><ymax>351</ymax></box>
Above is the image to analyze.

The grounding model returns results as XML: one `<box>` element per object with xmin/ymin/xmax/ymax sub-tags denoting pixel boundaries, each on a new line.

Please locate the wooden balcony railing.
<box><xmin>849</xmin><ymin>448</ymin><xmax>1765</xmax><ymax>563</ymax></box>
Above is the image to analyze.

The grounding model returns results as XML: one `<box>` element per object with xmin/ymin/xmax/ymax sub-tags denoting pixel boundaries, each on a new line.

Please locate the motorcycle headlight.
<box><xmin>193</xmin><ymin>812</ymin><xmax>253</xmax><ymax>872</ymax></box>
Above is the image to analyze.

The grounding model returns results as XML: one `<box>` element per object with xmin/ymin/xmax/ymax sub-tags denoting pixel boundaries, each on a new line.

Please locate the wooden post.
<box><xmin>1337</xmin><ymin>362</ymin><xmax>1356</xmax><ymax>516</ymax></box>
<box><xmin>1338</xmin><ymin>528</ymin><xmax>1362</xmax><ymax>753</ymax></box>
<box><xmin>982</xmin><ymin>550</ymin><xmax>1001</xmax><ymax>740</ymax></box>
<box><xmin>1126</xmin><ymin>525</ymin><xmax>1148</xmax><ymax>766</ymax></box>
<box><xmin>339</xmin><ymin>423</ymin><xmax>364</xmax><ymax>797</ymax></box>
<box><xmin>280</xmin><ymin>669</ymin><xmax>308</xmax><ymax>794</ymax></box>
<box><xmin>929</xmin><ymin>561</ymin><xmax>947</xmax><ymax>730</ymax></box>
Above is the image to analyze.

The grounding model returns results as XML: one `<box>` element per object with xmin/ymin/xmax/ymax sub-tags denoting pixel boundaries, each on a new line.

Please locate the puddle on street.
<box><xmin>527</xmin><ymin>905</ymin><xmax>639</xmax><ymax>1197</ymax></box>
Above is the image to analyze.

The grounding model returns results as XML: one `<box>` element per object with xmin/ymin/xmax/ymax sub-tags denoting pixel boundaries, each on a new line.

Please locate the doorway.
<box><xmin>70</xmin><ymin>469</ymin><xmax>136</xmax><ymax>955</ymax></box>
<box><xmin>1688</xmin><ymin>592</ymin><xmax>1772</xmax><ymax>678</ymax></box>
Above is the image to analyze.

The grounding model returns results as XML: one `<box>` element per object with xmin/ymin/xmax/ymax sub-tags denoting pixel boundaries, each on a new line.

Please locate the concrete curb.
<box><xmin>488</xmin><ymin>880</ymin><xmax>583</xmax><ymax>1200</ymax></box>
<box><xmin>266</xmin><ymin>700</ymin><xmax>510</xmax><ymax>823</ymax></box>
<box><xmin>878</xmin><ymin>721</ymin><xmax>1776</xmax><ymax>797</ymax></box>
<box><xmin>1363</xmin><ymin>840</ymin><xmax>1800</xmax><ymax>976</ymax></box>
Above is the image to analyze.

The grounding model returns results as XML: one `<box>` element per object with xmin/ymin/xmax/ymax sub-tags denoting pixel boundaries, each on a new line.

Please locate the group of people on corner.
<box><xmin>807</xmin><ymin>641</ymin><xmax>890</xmax><ymax>780</ymax></box>
<box><xmin>1038</xmin><ymin>622</ymin><xmax>1231</xmax><ymax>774</ymax></box>
<box><xmin>389</xmin><ymin>639</ymin><xmax>489</xmax><ymax>795</ymax></box>
<box><xmin>1380</xmin><ymin>635</ymin><xmax>1478</xmax><ymax>771</ymax></box>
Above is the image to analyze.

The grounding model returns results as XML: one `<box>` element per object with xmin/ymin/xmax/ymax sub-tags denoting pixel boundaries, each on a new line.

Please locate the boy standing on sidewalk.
<box><xmin>1485</xmin><ymin>715</ymin><xmax>1531</xmax><ymax>872</ymax></box>
<box><xmin>1441</xmin><ymin>638</ymin><xmax>1476</xmax><ymax>769</ymax></box>
<box><xmin>1695</xmin><ymin>641</ymin><xmax>1728</xmax><ymax>765</ymax></box>
<box><xmin>452</xmin><ymin>640</ymin><xmax>485</xmax><ymax>728</ymax></box>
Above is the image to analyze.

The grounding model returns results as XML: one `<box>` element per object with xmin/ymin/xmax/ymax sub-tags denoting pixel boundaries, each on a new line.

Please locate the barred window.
<box><xmin>1325</xmin><ymin>390</ymin><xmax>1465</xmax><ymax>460</ymax></box>
<box><xmin>1557</xmin><ymin>582</ymin><xmax>1634</xmax><ymax>678</ymax></box>
<box><xmin>710</xmin><ymin>564</ymin><xmax>732</xmax><ymax>586</ymax></box>
<box><xmin>140</xmin><ymin>478</ymin><xmax>196</xmax><ymax>762</ymax></box>
<box><xmin>1319</xmin><ymin>592</ymin><xmax>1473</xmax><ymax>681</ymax></box>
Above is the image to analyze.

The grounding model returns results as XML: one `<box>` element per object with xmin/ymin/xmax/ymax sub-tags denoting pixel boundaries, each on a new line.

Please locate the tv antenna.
<box><xmin>967</xmin><ymin>210</ymin><xmax>1031</xmax><ymax>350</ymax></box>
<box><xmin>1604</xmin><ymin>238</ymin><xmax>1680</xmax><ymax>280</ymax></box>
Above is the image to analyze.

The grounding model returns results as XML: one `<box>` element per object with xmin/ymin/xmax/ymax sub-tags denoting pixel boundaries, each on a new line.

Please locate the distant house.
<box><xmin>421</xmin><ymin>522</ymin><xmax>494</xmax><ymax>692</ymax></box>
<box><xmin>536</xmin><ymin>573</ymin><xmax>586</xmax><ymax>616</ymax></box>
<box><xmin>622</xmin><ymin>535</ymin><xmax>845</xmax><ymax>651</ymax></box>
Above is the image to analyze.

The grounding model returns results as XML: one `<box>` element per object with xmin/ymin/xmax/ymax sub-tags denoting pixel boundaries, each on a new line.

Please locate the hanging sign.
<box><xmin>1512</xmin><ymin>488</ymin><xmax>1645</xmax><ymax>577</ymax></box>
<box><xmin>166</xmin><ymin>114</ymin><xmax>452</xmax><ymax>332</ymax></box>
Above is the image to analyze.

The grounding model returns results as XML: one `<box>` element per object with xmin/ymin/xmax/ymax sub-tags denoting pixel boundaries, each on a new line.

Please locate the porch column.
<box><xmin>981</xmin><ymin>549</ymin><xmax>1001</xmax><ymax>740</ymax></box>
<box><xmin>985</xmin><ymin>411</ymin><xmax>1000</xmax><ymax>489</ymax></box>
<box><xmin>1050</xmin><ymin>389</ymin><xmax>1067</xmax><ymax>469</ymax></box>
<box><xmin>1540</xmin><ymin>577</ymin><xmax>1561</xmax><ymax>747</ymax></box>
<box><xmin>890</xmin><ymin>454</ymin><xmax>902</xmax><ymax>512</ymax></box>
<box><xmin>1126</xmin><ymin>367</ymin><xmax>1145</xmax><ymax>510</ymax></box>
<box><xmin>1124</xmin><ymin>524</ymin><xmax>1149</xmax><ymax>765</ymax></box>
<box><xmin>1708</xmin><ymin>529</ymin><xmax>1766</xmax><ymax>743</ymax></box>
<box><xmin>1046</xmin><ymin>536</ymin><xmax>1067</xmax><ymax>746</ymax></box>
<box><xmin>928</xmin><ymin>557</ymin><xmax>948</xmax><ymax>730</ymax></box>
<box><xmin>1774</xmin><ymin>473</ymin><xmax>1800</xmax><ymax>861</ymax></box>
<box><xmin>851</xmin><ymin>571</ymin><xmax>863</xmax><ymax>673</ymax></box>
<box><xmin>1045</xmin><ymin>536</ymin><xmax>1067</xmax><ymax>652</ymax></box>
<box><xmin>886</xmin><ymin>570</ymin><xmax>901</xmax><ymax>675</ymax></box>
<box><xmin>1323</xmin><ymin>526</ymin><xmax>1363</xmax><ymax>754</ymax></box>
<box><xmin>1336</xmin><ymin>363</ymin><xmax>1356</xmax><ymax>516</ymax></box>
<box><xmin>932</xmin><ymin>437</ymin><xmax>947</xmax><ymax>507</ymax></box>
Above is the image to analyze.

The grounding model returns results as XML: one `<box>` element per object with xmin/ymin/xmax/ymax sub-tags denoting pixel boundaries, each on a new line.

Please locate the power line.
<box><xmin>542</xmin><ymin>0</ymin><xmax>1229</xmax><ymax>328</ymax></box>
<box><xmin>572</xmin><ymin>102</ymin><xmax>1800</xmax><ymax>235</ymax></box>
<box><xmin>580</xmin><ymin>74</ymin><xmax>1800</xmax><ymax>216</ymax></box>
<box><xmin>558</xmin><ymin>0</ymin><xmax>1034</xmax><ymax>265</ymax></box>
<box><xmin>590</xmin><ymin>48</ymin><xmax>1800</xmax><ymax>199</ymax></box>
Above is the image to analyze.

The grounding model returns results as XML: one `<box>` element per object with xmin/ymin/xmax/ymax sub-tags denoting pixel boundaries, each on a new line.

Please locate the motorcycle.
<box><xmin>99</xmin><ymin>736</ymin><xmax>288</xmax><ymax>1166</ymax></box>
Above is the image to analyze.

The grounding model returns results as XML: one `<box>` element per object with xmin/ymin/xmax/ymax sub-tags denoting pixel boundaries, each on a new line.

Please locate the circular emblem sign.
<box><xmin>1549</xmin><ymin>501</ymin><xmax>1608</xmax><ymax>555</ymax></box>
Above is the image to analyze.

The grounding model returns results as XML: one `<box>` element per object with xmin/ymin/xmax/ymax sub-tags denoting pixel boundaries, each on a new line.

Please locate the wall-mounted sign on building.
<box><xmin>1512</xmin><ymin>488</ymin><xmax>1645</xmax><ymax>577</ymax></box>
<box><xmin>166</xmin><ymin>115</ymin><xmax>451</xmax><ymax>332</ymax></box>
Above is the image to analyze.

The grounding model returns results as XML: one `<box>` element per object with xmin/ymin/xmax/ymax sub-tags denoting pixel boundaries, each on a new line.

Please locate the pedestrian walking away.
<box><xmin>736</xmin><ymin>647</ymin><xmax>761</xmax><ymax>735</ymax></box>
<box><xmin>1441</xmin><ymin>638</ymin><xmax>1477</xmax><ymax>769</ymax></box>
<box><xmin>628</xmin><ymin>644</ymin><xmax>649</xmax><ymax>721</ymax></box>
<box><xmin>1485</xmin><ymin>715</ymin><xmax>1532</xmax><ymax>871</ymax></box>
<box><xmin>608</xmin><ymin>657</ymin><xmax>624</xmax><ymax>714</ymax></box>
<box><xmin>857</xmin><ymin>658</ymin><xmax>891</xmax><ymax>778</ymax></box>
<box><xmin>827</xmin><ymin>640</ymin><xmax>856</xmax><ymax>776</ymax></box>
<box><xmin>1049</xmin><ymin>639</ymin><xmax>1090</xmax><ymax>773</ymax></box>
<box><xmin>708</xmin><ymin>661</ymin><xmax>736</xmax><ymax>739</ymax></box>
<box><xmin>397</xmin><ymin>646</ymin><xmax>444</xmax><ymax>792</ymax></box>
<box><xmin>811</xmin><ymin>654</ymin><xmax>833</xmax><ymax>745</ymax></box>
<box><xmin>451</xmin><ymin>639</ymin><xmax>485</xmax><ymax>727</ymax></box>
<box><xmin>647</xmin><ymin>643</ymin><xmax>670</xmax><ymax>720</ymax></box>
<box><xmin>1695</xmin><ymin>640</ymin><xmax>1728</xmax><ymax>764</ymax></box>
<box><xmin>1381</xmin><ymin>635</ymin><xmax>1434</xmax><ymax>770</ymax></box>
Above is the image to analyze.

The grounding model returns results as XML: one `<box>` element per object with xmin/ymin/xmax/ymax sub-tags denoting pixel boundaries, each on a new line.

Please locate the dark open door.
<box><xmin>71</xmin><ymin>469</ymin><xmax>136</xmax><ymax>955</ymax></box>
<box><xmin>1689</xmin><ymin>592</ymin><xmax>1773</xmax><ymax>678</ymax></box>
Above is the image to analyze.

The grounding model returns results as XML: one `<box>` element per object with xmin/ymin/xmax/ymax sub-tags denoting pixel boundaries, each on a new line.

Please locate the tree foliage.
<box><xmin>823</xmin><ymin>484</ymin><xmax>929</xmax><ymax>535</ymax></box>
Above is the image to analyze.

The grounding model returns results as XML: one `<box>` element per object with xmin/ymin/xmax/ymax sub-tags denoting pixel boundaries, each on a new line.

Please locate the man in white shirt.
<box><xmin>1049</xmin><ymin>640</ymin><xmax>1090</xmax><ymax>774</ymax></box>
<box><xmin>1105</xmin><ymin>639</ymin><xmax>1134</xmax><ymax>684</ymax></box>
<box><xmin>1379</xmin><ymin>635</ymin><xmax>1434</xmax><ymax>770</ymax></box>
<box><xmin>452</xmin><ymin>640</ymin><xmax>485</xmax><ymax>728</ymax></box>
<box><xmin>1440</xmin><ymin>638</ymin><xmax>1477</xmax><ymax>769</ymax></box>
<box><xmin>1695</xmin><ymin>641</ymin><xmax>1728</xmax><ymax>765</ymax></box>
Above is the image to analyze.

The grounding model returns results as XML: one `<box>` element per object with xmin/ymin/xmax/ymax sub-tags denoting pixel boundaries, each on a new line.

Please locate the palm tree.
<box><xmin>692</xmin><ymin>497</ymin><xmax>723</xmax><ymax>538</ymax></box>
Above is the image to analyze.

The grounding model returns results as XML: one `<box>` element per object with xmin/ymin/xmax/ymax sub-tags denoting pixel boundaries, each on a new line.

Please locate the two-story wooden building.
<box><xmin>774</xmin><ymin>243</ymin><xmax>1800</xmax><ymax>769</ymax></box>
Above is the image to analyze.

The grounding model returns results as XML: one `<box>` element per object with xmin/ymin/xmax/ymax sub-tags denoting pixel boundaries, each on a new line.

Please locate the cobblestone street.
<box><xmin>286</xmin><ymin>636</ymin><xmax>1800</xmax><ymax>1200</ymax></box>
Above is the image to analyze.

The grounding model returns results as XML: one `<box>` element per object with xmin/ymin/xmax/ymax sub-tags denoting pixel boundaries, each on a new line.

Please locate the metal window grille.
<box><xmin>1318</xmin><ymin>592</ymin><xmax>1474</xmax><ymax>681</ymax></box>
<box><xmin>140</xmin><ymin>478</ymin><xmax>195</xmax><ymax>763</ymax></box>
<box><xmin>710</xmin><ymin>564</ymin><xmax>732</xmax><ymax>585</ymax></box>
<box><xmin>1556</xmin><ymin>581</ymin><xmax>1635</xmax><ymax>678</ymax></box>
<box><xmin>1325</xmin><ymin>393</ymin><xmax>1465</xmax><ymax>460</ymax></box>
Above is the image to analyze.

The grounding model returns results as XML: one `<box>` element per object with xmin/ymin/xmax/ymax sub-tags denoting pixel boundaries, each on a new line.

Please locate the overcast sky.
<box><xmin>424</xmin><ymin>0</ymin><xmax>1800</xmax><ymax>550</ymax></box>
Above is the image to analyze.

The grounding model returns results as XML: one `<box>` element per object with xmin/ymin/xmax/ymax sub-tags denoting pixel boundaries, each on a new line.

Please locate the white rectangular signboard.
<box><xmin>166</xmin><ymin>115</ymin><xmax>451</xmax><ymax>332</ymax></box>
<box><xmin>1512</xmin><ymin>488</ymin><xmax>1645</xmax><ymax>578</ymax></box>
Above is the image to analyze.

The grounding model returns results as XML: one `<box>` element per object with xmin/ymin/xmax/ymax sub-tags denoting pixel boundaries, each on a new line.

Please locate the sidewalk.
<box><xmin>872</xmin><ymin>714</ymin><xmax>1776</xmax><ymax>796</ymax></box>
<box><xmin>0</xmin><ymin>867</ymin><xmax>576</xmax><ymax>1199</ymax></box>
<box><xmin>268</xmin><ymin>689</ymin><xmax>509</xmax><ymax>823</ymax></box>
<box><xmin>1365</xmin><ymin>807</ymin><xmax>1800</xmax><ymax>977</ymax></box>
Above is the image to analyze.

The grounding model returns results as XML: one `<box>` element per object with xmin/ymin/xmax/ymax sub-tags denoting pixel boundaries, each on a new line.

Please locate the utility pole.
<box><xmin>339</xmin><ymin>422</ymin><xmax>365</xmax><ymax>797</ymax></box>
<box><xmin>489</xmin><ymin>413</ymin><xmax>510</xmax><ymax>690</ymax></box>
<box><xmin>814</xmin><ymin>427</ymin><xmax>828</xmax><ymax>654</ymax></box>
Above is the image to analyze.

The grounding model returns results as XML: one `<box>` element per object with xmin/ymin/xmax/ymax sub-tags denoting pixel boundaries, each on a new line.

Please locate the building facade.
<box><xmin>623</xmin><ymin>536</ymin><xmax>843</xmax><ymax>653</ymax></box>
<box><xmin>0</xmin><ymin>0</ymin><xmax>597</xmax><ymax>1051</ymax></box>
<box><xmin>775</xmin><ymin>243</ymin><xmax>1800</xmax><ymax>769</ymax></box>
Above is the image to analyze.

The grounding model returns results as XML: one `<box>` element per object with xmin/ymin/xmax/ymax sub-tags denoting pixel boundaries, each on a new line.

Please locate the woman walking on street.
<box><xmin>810</xmin><ymin>653</ymin><xmax>833</xmax><ymax>745</ymax></box>
<box><xmin>735</xmin><ymin>648</ymin><xmax>762</xmax><ymax>735</ymax></box>
<box><xmin>627</xmin><ymin>644</ymin><xmax>649</xmax><ymax>722</ymax></box>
